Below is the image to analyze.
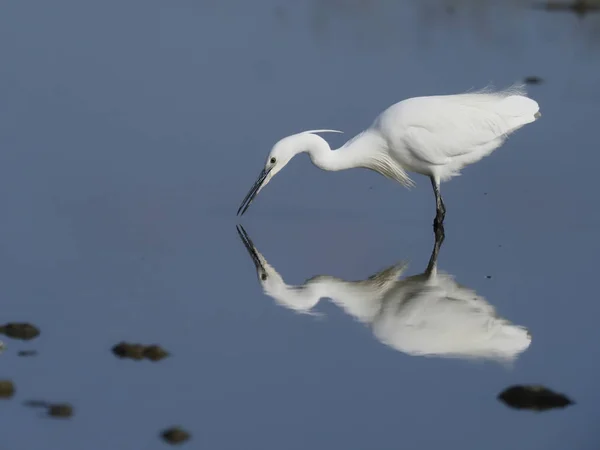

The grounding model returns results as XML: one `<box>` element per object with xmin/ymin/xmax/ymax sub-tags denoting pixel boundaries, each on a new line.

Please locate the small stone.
<box><xmin>0</xmin><ymin>380</ymin><xmax>15</xmax><ymax>398</ymax></box>
<box><xmin>524</xmin><ymin>76</ymin><xmax>543</xmax><ymax>85</ymax></box>
<box><xmin>17</xmin><ymin>350</ymin><xmax>38</xmax><ymax>357</ymax></box>
<box><xmin>498</xmin><ymin>385</ymin><xmax>574</xmax><ymax>411</ymax></box>
<box><xmin>112</xmin><ymin>342</ymin><xmax>169</xmax><ymax>361</ymax></box>
<box><xmin>24</xmin><ymin>400</ymin><xmax>74</xmax><ymax>418</ymax></box>
<box><xmin>48</xmin><ymin>403</ymin><xmax>73</xmax><ymax>418</ymax></box>
<box><xmin>112</xmin><ymin>342</ymin><xmax>146</xmax><ymax>360</ymax></box>
<box><xmin>486</xmin><ymin>275</ymin><xmax>492</xmax><ymax>279</ymax></box>
<box><xmin>542</xmin><ymin>0</ymin><xmax>600</xmax><ymax>16</ymax></box>
<box><xmin>161</xmin><ymin>427</ymin><xmax>190</xmax><ymax>444</ymax></box>
<box><xmin>143</xmin><ymin>345</ymin><xmax>169</xmax><ymax>361</ymax></box>
<box><xmin>0</xmin><ymin>323</ymin><xmax>40</xmax><ymax>340</ymax></box>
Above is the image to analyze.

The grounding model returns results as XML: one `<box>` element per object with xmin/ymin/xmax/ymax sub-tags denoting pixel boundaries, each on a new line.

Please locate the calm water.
<box><xmin>1</xmin><ymin>0</ymin><xmax>599</xmax><ymax>448</ymax></box>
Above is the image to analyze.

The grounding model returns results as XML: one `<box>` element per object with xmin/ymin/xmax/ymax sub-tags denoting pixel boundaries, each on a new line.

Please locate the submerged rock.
<box><xmin>143</xmin><ymin>345</ymin><xmax>169</xmax><ymax>361</ymax></box>
<box><xmin>112</xmin><ymin>342</ymin><xmax>145</xmax><ymax>360</ymax></box>
<box><xmin>540</xmin><ymin>1</ymin><xmax>600</xmax><ymax>16</ymax></box>
<box><xmin>0</xmin><ymin>323</ymin><xmax>40</xmax><ymax>340</ymax></box>
<box><xmin>48</xmin><ymin>403</ymin><xmax>74</xmax><ymax>418</ymax></box>
<box><xmin>0</xmin><ymin>380</ymin><xmax>15</xmax><ymax>398</ymax></box>
<box><xmin>161</xmin><ymin>427</ymin><xmax>191</xmax><ymax>445</ymax></box>
<box><xmin>25</xmin><ymin>400</ymin><xmax>74</xmax><ymax>418</ymax></box>
<box><xmin>112</xmin><ymin>342</ymin><xmax>169</xmax><ymax>361</ymax></box>
<box><xmin>17</xmin><ymin>350</ymin><xmax>38</xmax><ymax>357</ymax></box>
<box><xmin>524</xmin><ymin>76</ymin><xmax>543</xmax><ymax>85</ymax></box>
<box><xmin>498</xmin><ymin>385</ymin><xmax>574</xmax><ymax>411</ymax></box>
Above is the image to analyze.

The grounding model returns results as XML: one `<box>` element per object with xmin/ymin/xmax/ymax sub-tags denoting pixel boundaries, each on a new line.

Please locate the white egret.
<box><xmin>236</xmin><ymin>225</ymin><xmax>531</xmax><ymax>364</ymax></box>
<box><xmin>237</xmin><ymin>84</ymin><xmax>540</xmax><ymax>228</ymax></box>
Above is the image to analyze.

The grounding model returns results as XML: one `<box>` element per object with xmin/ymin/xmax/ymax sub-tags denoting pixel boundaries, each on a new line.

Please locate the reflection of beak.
<box><xmin>237</xmin><ymin>166</ymin><xmax>272</xmax><ymax>216</ymax></box>
<box><xmin>236</xmin><ymin>224</ymin><xmax>264</xmax><ymax>273</ymax></box>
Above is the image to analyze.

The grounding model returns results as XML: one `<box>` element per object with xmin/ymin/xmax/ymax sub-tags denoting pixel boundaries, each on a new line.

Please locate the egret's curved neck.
<box><xmin>266</xmin><ymin>275</ymin><xmax>391</xmax><ymax>323</ymax></box>
<box><xmin>299</xmin><ymin>131</ymin><xmax>386</xmax><ymax>172</ymax></box>
<box><xmin>309</xmin><ymin>277</ymin><xmax>389</xmax><ymax>323</ymax></box>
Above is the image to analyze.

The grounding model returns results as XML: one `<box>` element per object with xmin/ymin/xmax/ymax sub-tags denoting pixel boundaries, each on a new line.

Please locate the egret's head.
<box><xmin>236</xmin><ymin>224</ymin><xmax>321</xmax><ymax>314</ymax></box>
<box><xmin>236</xmin><ymin>224</ymin><xmax>284</xmax><ymax>293</ymax></box>
<box><xmin>236</xmin><ymin>129</ymin><xmax>342</xmax><ymax>216</ymax></box>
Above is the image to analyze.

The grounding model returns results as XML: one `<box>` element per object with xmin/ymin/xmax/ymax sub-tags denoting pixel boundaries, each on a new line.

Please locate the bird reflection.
<box><xmin>237</xmin><ymin>225</ymin><xmax>531</xmax><ymax>364</ymax></box>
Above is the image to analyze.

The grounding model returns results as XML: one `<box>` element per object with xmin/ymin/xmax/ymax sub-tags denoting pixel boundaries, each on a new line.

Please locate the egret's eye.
<box><xmin>270</xmin><ymin>157</ymin><xmax>276</xmax><ymax>164</ymax></box>
<box><xmin>261</xmin><ymin>273</ymin><xmax>267</xmax><ymax>281</ymax></box>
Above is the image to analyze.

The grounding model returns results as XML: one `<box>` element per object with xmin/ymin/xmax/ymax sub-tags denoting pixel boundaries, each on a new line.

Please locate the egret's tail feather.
<box><xmin>470</xmin><ymin>82</ymin><xmax>527</xmax><ymax>98</ymax></box>
<box><xmin>500</xmin><ymin>95</ymin><xmax>539</xmax><ymax>116</ymax></box>
<box><xmin>498</xmin><ymin>95</ymin><xmax>540</xmax><ymax>130</ymax></box>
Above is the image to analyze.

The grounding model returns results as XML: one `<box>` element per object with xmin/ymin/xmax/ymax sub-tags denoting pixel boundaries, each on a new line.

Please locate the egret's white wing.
<box><xmin>377</xmin><ymin>94</ymin><xmax>539</xmax><ymax>166</ymax></box>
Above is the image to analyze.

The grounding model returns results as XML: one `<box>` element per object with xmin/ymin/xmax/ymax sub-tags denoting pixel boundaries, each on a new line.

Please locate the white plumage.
<box><xmin>237</xmin><ymin>84</ymin><xmax>540</xmax><ymax>228</ymax></box>
<box><xmin>237</xmin><ymin>225</ymin><xmax>532</xmax><ymax>364</ymax></box>
<box><xmin>376</xmin><ymin>85</ymin><xmax>540</xmax><ymax>182</ymax></box>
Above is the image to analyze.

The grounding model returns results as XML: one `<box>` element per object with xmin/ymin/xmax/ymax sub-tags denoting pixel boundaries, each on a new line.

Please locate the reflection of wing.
<box><xmin>372</xmin><ymin>273</ymin><xmax>531</xmax><ymax>362</ymax></box>
<box><xmin>365</xmin><ymin>262</ymin><xmax>409</xmax><ymax>290</ymax></box>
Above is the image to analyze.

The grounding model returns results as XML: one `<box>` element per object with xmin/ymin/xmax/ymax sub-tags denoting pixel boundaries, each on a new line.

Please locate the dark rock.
<box><xmin>498</xmin><ymin>385</ymin><xmax>574</xmax><ymax>411</ymax></box>
<box><xmin>112</xmin><ymin>342</ymin><xmax>169</xmax><ymax>361</ymax></box>
<box><xmin>17</xmin><ymin>350</ymin><xmax>38</xmax><ymax>357</ymax></box>
<box><xmin>0</xmin><ymin>380</ymin><xmax>15</xmax><ymax>398</ymax></box>
<box><xmin>541</xmin><ymin>1</ymin><xmax>600</xmax><ymax>16</ymax></box>
<box><xmin>161</xmin><ymin>427</ymin><xmax>190</xmax><ymax>444</ymax></box>
<box><xmin>0</xmin><ymin>323</ymin><xmax>40</xmax><ymax>340</ymax></box>
<box><xmin>24</xmin><ymin>400</ymin><xmax>74</xmax><ymax>418</ymax></box>
<box><xmin>48</xmin><ymin>403</ymin><xmax>73</xmax><ymax>418</ymax></box>
<box><xmin>524</xmin><ymin>76</ymin><xmax>543</xmax><ymax>84</ymax></box>
<box><xmin>143</xmin><ymin>345</ymin><xmax>169</xmax><ymax>361</ymax></box>
<box><xmin>112</xmin><ymin>342</ymin><xmax>146</xmax><ymax>360</ymax></box>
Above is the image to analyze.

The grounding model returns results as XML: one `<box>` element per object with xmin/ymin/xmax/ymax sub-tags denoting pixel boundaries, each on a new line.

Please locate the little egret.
<box><xmin>237</xmin><ymin>85</ymin><xmax>540</xmax><ymax>228</ymax></box>
<box><xmin>236</xmin><ymin>225</ymin><xmax>531</xmax><ymax>364</ymax></box>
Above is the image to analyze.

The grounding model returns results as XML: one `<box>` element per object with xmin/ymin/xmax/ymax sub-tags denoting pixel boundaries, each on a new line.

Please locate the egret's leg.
<box><xmin>430</xmin><ymin>176</ymin><xmax>446</xmax><ymax>230</ymax></box>
<box><xmin>426</xmin><ymin>220</ymin><xmax>445</xmax><ymax>276</ymax></box>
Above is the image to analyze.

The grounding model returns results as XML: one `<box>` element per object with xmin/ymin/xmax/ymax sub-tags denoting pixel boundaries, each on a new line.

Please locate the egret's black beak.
<box><xmin>236</xmin><ymin>224</ymin><xmax>264</xmax><ymax>273</ymax></box>
<box><xmin>237</xmin><ymin>166</ymin><xmax>271</xmax><ymax>216</ymax></box>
